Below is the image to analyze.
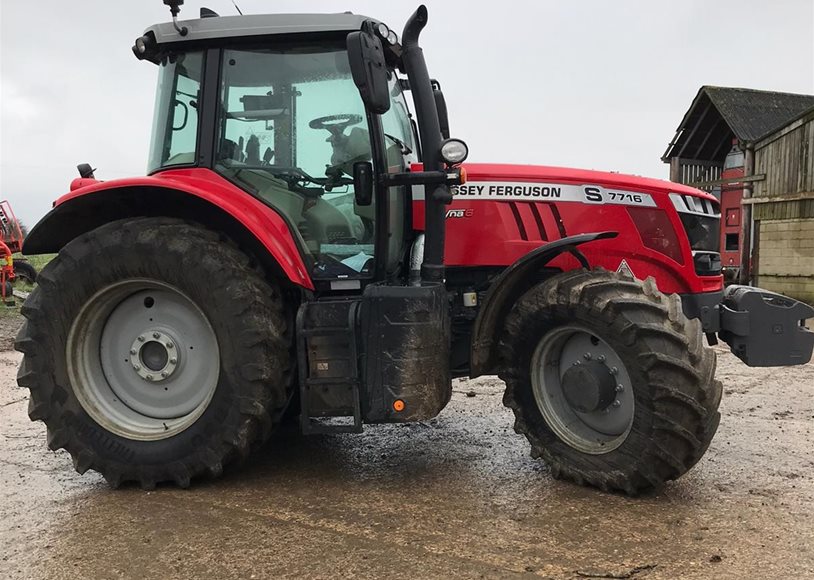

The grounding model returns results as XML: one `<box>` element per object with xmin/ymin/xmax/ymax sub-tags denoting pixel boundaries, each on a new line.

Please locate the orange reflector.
<box><xmin>393</xmin><ymin>399</ymin><xmax>405</xmax><ymax>412</ymax></box>
<box><xmin>459</xmin><ymin>167</ymin><xmax>467</xmax><ymax>184</ymax></box>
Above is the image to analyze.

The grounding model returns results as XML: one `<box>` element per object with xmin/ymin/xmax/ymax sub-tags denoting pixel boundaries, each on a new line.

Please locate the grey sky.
<box><xmin>1</xmin><ymin>0</ymin><xmax>812</xmax><ymax>227</ymax></box>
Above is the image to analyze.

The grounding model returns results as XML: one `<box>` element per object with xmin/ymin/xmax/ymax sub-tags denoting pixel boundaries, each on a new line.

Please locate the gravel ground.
<box><xmin>0</xmin><ymin>310</ymin><xmax>812</xmax><ymax>579</ymax></box>
<box><xmin>0</xmin><ymin>310</ymin><xmax>23</xmax><ymax>351</ymax></box>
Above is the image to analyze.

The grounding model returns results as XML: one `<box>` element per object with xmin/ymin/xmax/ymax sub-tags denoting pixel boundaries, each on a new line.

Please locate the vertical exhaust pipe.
<box><xmin>401</xmin><ymin>5</ymin><xmax>449</xmax><ymax>284</ymax></box>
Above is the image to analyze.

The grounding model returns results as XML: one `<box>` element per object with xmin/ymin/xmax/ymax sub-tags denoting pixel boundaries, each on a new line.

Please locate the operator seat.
<box><xmin>245</xmin><ymin>135</ymin><xmax>262</xmax><ymax>165</ymax></box>
<box><xmin>324</xmin><ymin>126</ymin><xmax>375</xmax><ymax>228</ymax></box>
<box><xmin>330</xmin><ymin>127</ymin><xmax>371</xmax><ymax>169</ymax></box>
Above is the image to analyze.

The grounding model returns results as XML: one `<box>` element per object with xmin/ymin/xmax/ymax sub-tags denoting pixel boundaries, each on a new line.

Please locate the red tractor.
<box><xmin>17</xmin><ymin>3</ymin><xmax>814</xmax><ymax>494</ymax></box>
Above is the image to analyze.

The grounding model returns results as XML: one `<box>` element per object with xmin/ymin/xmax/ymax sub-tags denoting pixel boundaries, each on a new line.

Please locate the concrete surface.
<box><xmin>1</xmin><ymin>342</ymin><xmax>813</xmax><ymax>579</ymax></box>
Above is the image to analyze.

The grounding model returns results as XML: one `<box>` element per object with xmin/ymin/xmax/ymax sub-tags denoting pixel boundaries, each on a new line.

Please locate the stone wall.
<box><xmin>755</xmin><ymin>218</ymin><xmax>814</xmax><ymax>304</ymax></box>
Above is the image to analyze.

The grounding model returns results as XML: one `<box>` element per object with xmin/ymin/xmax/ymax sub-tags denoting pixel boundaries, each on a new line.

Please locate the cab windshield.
<box><xmin>215</xmin><ymin>46</ymin><xmax>374</xmax><ymax>279</ymax></box>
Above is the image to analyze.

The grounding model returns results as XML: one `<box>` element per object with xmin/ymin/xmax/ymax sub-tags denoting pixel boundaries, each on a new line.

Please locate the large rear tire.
<box><xmin>499</xmin><ymin>269</ymin><xmax>721</xmax><ymax>495</ymax></box>
<box><xmin>16</xmin><ymin>218</ymin><xmax>294</xmax><ymax>488</ymax></box>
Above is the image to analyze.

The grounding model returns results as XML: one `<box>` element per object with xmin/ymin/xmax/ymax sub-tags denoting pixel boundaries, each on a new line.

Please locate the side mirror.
<box><xmin>353</xmin><ymin>161</ymin><xmax>374</xmax><ymax>206</ymax></box>
<box><xmin>347</xmin><ymin>31</ymin><xmax>391</xmax><ymax>114</ymax></box>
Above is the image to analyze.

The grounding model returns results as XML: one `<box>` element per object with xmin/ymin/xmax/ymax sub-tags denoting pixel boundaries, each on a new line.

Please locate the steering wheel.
<box><xmin>309</xmin><ymin>114</ymin><xmax>363</xmax><ymax>137</ymax></box>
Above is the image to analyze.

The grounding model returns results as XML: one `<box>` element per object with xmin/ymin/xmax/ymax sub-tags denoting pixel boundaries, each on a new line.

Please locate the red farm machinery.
<box><xmin>0</xmin><ymin>200</ymin><xmax>37</xmax><ymax>303</ymax></box>
<box><xmin>16</xmin><ymin>2</ymin><xmax>814</xmax><ymax>494</ymax></box>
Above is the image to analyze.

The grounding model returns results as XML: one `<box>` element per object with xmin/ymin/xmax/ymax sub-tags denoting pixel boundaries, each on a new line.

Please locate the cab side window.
<box><xmin>148</xmin><ymin>52</ymin><xmax>204</xmax><ymax>172</ymax></box>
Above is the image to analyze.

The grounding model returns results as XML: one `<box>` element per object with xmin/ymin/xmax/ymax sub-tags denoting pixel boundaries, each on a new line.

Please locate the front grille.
<box><xmin>678</xmin><ymin>213</ymin><xmax>720</xmax><ymax>252</ymax></box>
<box><xmin>693</xmin><ymin>251</ymin><xmax>722</xmax><ymax>277</ymax></box>
<box><xmin>670</xmin><ymin>193</ymin><xmax>722</xmax><ymax>276</ymax></box>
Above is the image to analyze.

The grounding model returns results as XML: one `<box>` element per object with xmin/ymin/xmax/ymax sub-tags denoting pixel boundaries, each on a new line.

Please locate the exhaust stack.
<box><xmin>401</xmin><ymin>6</ymin><xmax>451</xmax><ymax>284</ymax></box>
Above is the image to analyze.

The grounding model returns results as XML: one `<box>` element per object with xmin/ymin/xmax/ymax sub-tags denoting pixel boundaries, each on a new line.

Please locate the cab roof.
<box><xmin>145</xmin><ymin>13</ymin><xmax>374</xmax><ymax>46</ymax></box>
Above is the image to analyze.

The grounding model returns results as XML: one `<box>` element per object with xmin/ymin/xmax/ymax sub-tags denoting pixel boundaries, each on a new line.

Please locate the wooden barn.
<box><xmin>662</xmin><ymin>86</ymin><xmax>814</xmax><ymax>304</ymax></box>
<box><xmin>749</xmin><ymin>107</ymin><xmax>814</xmax><ymax>304</ymax></box>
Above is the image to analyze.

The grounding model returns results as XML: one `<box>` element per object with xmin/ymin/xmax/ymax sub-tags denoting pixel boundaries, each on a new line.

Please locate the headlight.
<box><xmin>439</xmin><ymin>138</ymin><xmax>469</xmax><ymax>165</ymax></box>
<box><xmin>132</xmin><ymin>34</ymin><xmax>157</xmax><ymax>61</ymax></box>
<box><xmin>386</xmin><ymin>30</ymin><xmax>399</xmax><ymax>45</ymax></box>
<box><xmin>376</xmin><ymin>23</ymin><xmax>390</xmax><ymax>39</ymax></box>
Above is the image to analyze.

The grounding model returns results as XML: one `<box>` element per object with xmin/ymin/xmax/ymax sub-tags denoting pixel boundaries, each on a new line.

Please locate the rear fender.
<box><xmin>24</xmin><ymin>173</ymin><xmax>314</xmax><ymax>290</ymax></box>
<box><xmin>469</xmin><ymin>231</ymin><xmax>618</xmax><ymax>377</ymax></box>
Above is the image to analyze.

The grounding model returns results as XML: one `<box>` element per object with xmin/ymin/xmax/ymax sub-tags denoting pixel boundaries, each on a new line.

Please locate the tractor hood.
<box><xmin>457</xmin><ymin>163</ymin><xmax>716</xmax><ymax>201</ymax></box>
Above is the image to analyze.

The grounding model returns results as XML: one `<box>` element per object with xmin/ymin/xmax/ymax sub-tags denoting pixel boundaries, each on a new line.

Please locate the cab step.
<box><xmin>295</xmin><ymin>298</ymin><xmax>363</xmax><ymax>434</ymax></box>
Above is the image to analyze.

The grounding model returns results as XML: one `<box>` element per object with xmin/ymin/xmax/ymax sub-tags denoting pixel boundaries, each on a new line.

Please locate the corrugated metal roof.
<box><xmin>756</xmin><ymin>103</ymin><xmax>814</xmax><ymax>146</ymax></box>
<box><xmin>704</xmin><ymin>86</ymin><xmax>814</xmax><ymax>142</ymax></box>
<box><xmin>662</xmin><ymin>86</ymin><xmax>814</xmax><ymax>162</ymax></box>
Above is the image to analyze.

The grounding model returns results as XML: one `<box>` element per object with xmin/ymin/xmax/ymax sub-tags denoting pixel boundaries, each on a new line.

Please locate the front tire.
<box><xmin>16</xmin><ymin>218</ymin><xmax>294</xmax><ymax>488</ymax></box>
<box><xmin>499</xmin><ymin>270</ymin><xmax>722</xmax><ymax>495</ymax></box>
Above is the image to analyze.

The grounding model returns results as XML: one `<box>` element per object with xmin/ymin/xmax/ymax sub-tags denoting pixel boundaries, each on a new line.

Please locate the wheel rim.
<box><xmin>530</xmin><ymin>326</ymin><xmax>634</xmax><ymax>454</ymax></box>
<box><xmin>67</xmin><ymin>279</ymin><xmax>219</xmax><ymax>441</ymax></box>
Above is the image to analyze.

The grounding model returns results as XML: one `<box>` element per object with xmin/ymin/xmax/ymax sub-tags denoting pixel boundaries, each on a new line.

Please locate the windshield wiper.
<box><xmin>384</xmin><ymin>133</ymin><xmax>412</xmax><ymax>155</ymax></box>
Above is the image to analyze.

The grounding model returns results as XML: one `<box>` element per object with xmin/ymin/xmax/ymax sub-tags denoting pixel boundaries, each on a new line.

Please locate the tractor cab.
<box><xmin>137</xmin><ymin>8</ymin><xmax>450</xmax><ymax>291</ymax></box>
<box><xmin>130</xmin><ymin>3</ymin><xmax>466</xmax><ymax>432</ymax></box>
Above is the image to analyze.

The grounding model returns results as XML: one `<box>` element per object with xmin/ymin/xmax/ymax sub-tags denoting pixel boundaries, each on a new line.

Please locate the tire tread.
<box><xmin>16</xmin><ymin>217</ymin><xmax>295</xmax><ymax>488</ymax></box>
<box><xmin>499</xmin><ymin>269</ymin><xmax>722</xmax><ymax>495</ymax></box>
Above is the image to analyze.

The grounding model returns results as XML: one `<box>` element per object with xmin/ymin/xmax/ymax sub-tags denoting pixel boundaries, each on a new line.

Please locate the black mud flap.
<box><xmin>719</xmin><ymin>285</ymin><xmax>814</xmax><ymax>367</ymax></box>
<box><xmin>360</xmin><ymin>283</ymin><xmax>451</xmax><ymax>423</ymax></box>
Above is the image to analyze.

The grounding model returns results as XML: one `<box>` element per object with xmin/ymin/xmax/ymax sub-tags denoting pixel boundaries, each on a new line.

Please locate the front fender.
<box><xmin>25</xmin><ymin>168</ymin><xmax>314</xmax><ymax>290</ymax></box>
<box><xmin>469</xmin><ymin>231</ymin><xmax>618</xmax><ymax>377</ymax></box>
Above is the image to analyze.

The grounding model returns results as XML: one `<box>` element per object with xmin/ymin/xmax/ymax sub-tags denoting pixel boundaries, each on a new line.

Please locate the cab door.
<box><xmin>213</xmin><ymin>46</ymin><xmax>382</xmax><ymax>289</ymax></box>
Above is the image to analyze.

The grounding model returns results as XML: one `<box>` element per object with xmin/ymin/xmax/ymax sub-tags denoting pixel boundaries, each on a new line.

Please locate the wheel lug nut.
<box><xmin>153</xmin><ymin>332</ymin><xmax>161</xmax><ymax>339</ymax></box>
<box><xmin>583</xmin><ymin>353</ymin><xmax>592</xmax><ymax>360</ymax></box>
<box><xmin>613</xmin><ymin>400</ymin><xmax>621</xmax><ymax>407</ymax></box>
<box><xmin>611</xmin><ymin>367</ymin><xmax>618</xmax><ymax>375</ymax></box>
<box><xmin>133</xmin><ymin>363</ymin><xmax>141</xmax><ymax>371</ymax></box>
<box><xmin>598</xmin><ymin>355</ymin><xmax>606</xmax><ymax>362</ymax></box>
<box><xmin>137</xmin><ymin>335</ymin><xmax>145</xmax><ymax>342</ymax></box>
<box><xmin>129</xmin><ymin>348</ymin><xmax>137</xmax><ymax>355</ymax></box>
<box><xmin>166</xmin><ymin>342</ymin><xmax>174</xmax><ymax>349</ymax></box>
<box><xmin>573</xmin><ymin>360</ymin><xmax>581</xmax><ymax>366</ymax></box>
<box><xmin>616</xmin><ymin>384</ymin><xmax>624</xmax><ymax>392</ymax></box>
<box><xmin>170</xmin><ymin>358</ymin><xmax>177</xmax><ymax>365</ymax></box>
<box><xmin>161</xmin><ymin>371</ymin><xmax>169</xmax><ymax>378</ymax></box>
<box><xmin>146</xmin><ymin>375</ymin><xmax>153</xmax><ymax>381</ymax></box>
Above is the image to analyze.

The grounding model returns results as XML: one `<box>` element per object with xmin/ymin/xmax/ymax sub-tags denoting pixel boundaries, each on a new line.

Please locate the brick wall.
<box><xmin>756</xmin><ymin>218</ymin><xmax>814</xmax><ymax>305</ymax></box>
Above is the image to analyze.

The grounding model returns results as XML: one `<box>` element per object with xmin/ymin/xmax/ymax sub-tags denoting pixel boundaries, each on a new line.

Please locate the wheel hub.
<box><xmin>67</xmin><ymin>280</ymin><xmax>219</xmax><ymax>441</ymax></box>
<box><xmin>130</xmin><ymin>330</ymin><xmax>179</xmax><ymax>382</ymax></box>
<box><xmin>530</xmin><ymin>326</ymin><xmax>635</xmax><ymax>454</ymax></box>
<box><xmin>561</xmin><ymin>360</ymin><xmax>617</xmax><ymax>413</ymax></box>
